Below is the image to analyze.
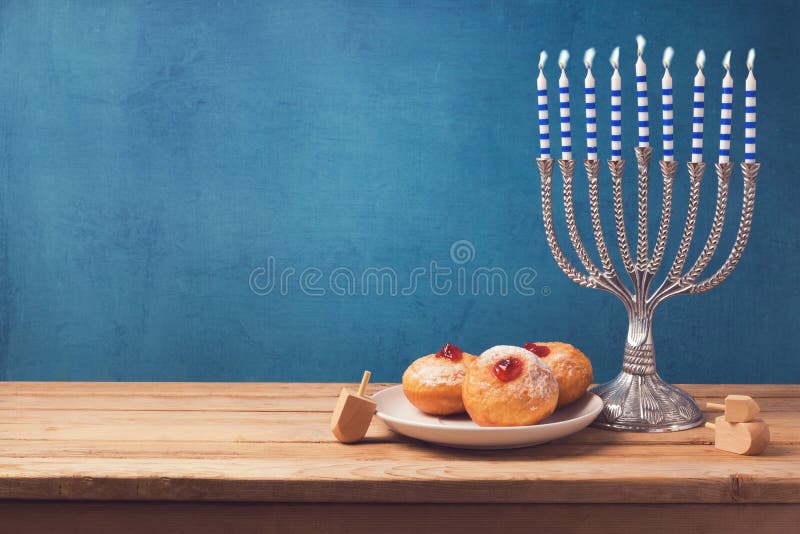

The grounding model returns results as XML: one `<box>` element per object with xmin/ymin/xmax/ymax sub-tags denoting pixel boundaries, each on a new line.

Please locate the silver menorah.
<box><xmin>538</xmin><ymin>148</ymin><xmax>759</xmax><ymax>432</ymax></box>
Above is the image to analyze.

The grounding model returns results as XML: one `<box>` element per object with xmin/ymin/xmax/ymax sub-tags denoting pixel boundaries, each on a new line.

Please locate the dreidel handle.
<box><xmin>357</xmin><ymin>370</ymin><xmax>371</xmax><ymax>397</ymax></box>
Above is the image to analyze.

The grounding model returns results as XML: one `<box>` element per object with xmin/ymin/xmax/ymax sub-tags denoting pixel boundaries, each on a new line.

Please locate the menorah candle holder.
<box><xmin>538</xmin><ymin>147</ymin><xmax>759</xmax><ymax>432</ymax></box>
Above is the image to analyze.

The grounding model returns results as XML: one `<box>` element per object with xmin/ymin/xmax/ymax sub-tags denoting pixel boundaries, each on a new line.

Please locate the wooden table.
<box><xmin>0</xmin><ymin>383</ymin><xmax>797</xmax><ymax>533</ymax></box>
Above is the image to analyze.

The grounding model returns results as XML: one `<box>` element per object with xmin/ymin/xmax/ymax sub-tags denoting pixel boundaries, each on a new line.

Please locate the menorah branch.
<box><xmin>635</xmin><ymin>147</ymin><xmax>653</xmax><ymax>269</ymax></box>
<box><xmin>609</xmin><ymin>160</ymin><xmax>635</xmax><ymax>276</ymax></box>
<box><xmin>561</xmin><ymin>160</ymin><xmax>602</xmax><ymax>278</ymax></box>
<box><xmin>538</xmin><ymin>159</ymin><xmax>596</xmax><ymax>289</ymax></box>
<box><xmin>586</xmin><ymin>160</ymin><xmax>619</xmax><ymax>276</ymax></box>
<box><xmin>648</xmin><ymin>161</ymin><xmax>678</xmax><ymax>274</ymax></box>
<box><xmin>682</xmin><ymin>163</ymin><xmax>733</xmax><ymax>284</ymax></box>
<box><xmin>690</xmin><ymin>162</ymin><xmax>759</xmax><ymax>294</ymax></box>
<box><xmin>664</xmin><ymin>162</ymin><xmax>705</xmax><ymax>283</ymax></box>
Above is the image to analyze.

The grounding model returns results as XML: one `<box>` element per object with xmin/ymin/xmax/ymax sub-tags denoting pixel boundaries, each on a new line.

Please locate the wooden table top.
<box><xmin>0</xmin><ymin>382</ymin><xmax>797</xmax><ymax>505</ymax></box>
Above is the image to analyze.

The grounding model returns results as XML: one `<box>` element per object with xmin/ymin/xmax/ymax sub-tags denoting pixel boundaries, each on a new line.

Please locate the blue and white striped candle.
<box><xmin>691</xmin><ymin>50</ymin><xmax>706</xmax><ymax>163</ymax></box>
<box><xmin>662</xmin><ymin>47</ymin><xmax>674</xmax><ymax>161</ymax></box>
<box><xmin>610</xmin><ymin>47</ymin><xmax>622</xmax><ymax>160</ymax></box>
<box><xmin>584</xmin><ymin>48</ymin><xmax>597</xmax><ymax>160</ymax></box>
<box><xmin>537</xmin><ymin>51</ymin><xmax>550</xmax><ymax>160</ymax></box>
<box><xmin>745</xmin><ymin>48</ymin><xmax>757</xmax><ymax>163</ymax></box>
<box><xmin>558</xmin><ymin>50</ymin><xmax>571</xmax><ymax>160</ymax></box>
<box><xmin>719</xmin><ymin>51</ymin><xmax>733</xmax><ymax>163</ymax></box>
<box><xmin>635</xmin><ymin>35</ymin><xmax>649</xmax><ymax>147</ymax></box>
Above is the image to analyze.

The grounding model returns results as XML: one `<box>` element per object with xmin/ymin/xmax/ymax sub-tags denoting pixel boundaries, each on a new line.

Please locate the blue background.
<box><xmin>0</xmin><ymin>0</ymin><xmax>797</xmax><ymax>383</ymax></box>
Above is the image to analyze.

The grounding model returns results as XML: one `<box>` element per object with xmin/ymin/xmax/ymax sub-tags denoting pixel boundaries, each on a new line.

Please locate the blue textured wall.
<box><xmin>0</xmin><ymin>0</ymin><xmax>797</xmax><ymax>383</ymax></box>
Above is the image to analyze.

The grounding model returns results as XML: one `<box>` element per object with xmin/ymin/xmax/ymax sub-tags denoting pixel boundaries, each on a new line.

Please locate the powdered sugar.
<box><xmin>545</xmin><ymin>351</ymin><xmax>583</xmax><ymax>379</ymax></box>
<box><xmin>406</xmin><ymin>356</ymin><xmax>469</xmax><ymax>387</ymax></box>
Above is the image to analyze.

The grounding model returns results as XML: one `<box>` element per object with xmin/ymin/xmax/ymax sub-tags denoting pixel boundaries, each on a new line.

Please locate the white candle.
<box><xmin>692</xmin><ymin>50</ymin><xmax>706</xmax><ymax>163</ymax></box>
<box><xmin>635</xmin><ymin>35</ymin><xmax>649</xmax><ymax>147</ymax></box>
<box><xmin>558</xmin><ymin>50</ymin><xmax>572</xmax><ymax>160</ymax></box>
<box><xmin>662</xmin><ymin>47</ymin><xmax>674</xmax><ymax>161</ymax></box>
<box><xmin>537</xmin><ymin>51</ymin><xmax>551</xmax><ymax>160</ymax></box>
<box><xmin>719</xmin><ymin>51</ymin><xmax>733</xmax><ymax>163</ymax></box>
<box><xmin>745</xmin><ymin>48</ymin><xmax>757</xmax><ymax>163</ymax></box>
<box><xmin>584</xmin><ymin>48</ymin><xmax>597</xmax><ymax>161</ymax></box>
<box><xmin>610</xmin><ymin>47</ymin><xmax>622</xmax><ymax>160</ymax></box>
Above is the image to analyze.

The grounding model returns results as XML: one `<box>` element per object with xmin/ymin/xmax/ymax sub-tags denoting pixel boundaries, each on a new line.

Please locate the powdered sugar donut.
<box><xmin>402</xmin><ymin>343</ymin><xmax>477</xmax><ymax>415</ymax></box>
<box><xmin>525</xmin><ymin>342</ymin><xmax>593</xmax><ymax>407</ymax></box>
<box><xmin>462</xmin><ymin>345</ymin><xmax>559</xmax><ymax>427</ymax></box>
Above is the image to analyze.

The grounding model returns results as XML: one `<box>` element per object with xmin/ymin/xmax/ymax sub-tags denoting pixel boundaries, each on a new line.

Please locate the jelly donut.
<box><xmin>525</xmin><ymin>342</ymin><xmax>593</xmax><ymax>407</ymax></box>
<box><xmin>462</xmin><ymin>345</ymin><xmax>559</xmax><ymax>427</ymax></box>
<box><xmin>402</xmin><ymin>343</ymin><xmax>477</xmax><ymax>415</ymax></box>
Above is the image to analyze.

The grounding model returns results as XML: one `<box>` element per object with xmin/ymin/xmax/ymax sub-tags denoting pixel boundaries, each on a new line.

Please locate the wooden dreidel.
<box><xmin>331</xmin><ymin>371</ymin><xmax>376</xmax><ymax>444</ymax></box>
<box><xmin>706</xmin><ymin>394</ymin><xmax>760</xmax><ymax>423</ymax></box>
<box><xmin>705</xmin><ymin>416</ymin><xmax>770</xmax><ymax>455</ymax></box>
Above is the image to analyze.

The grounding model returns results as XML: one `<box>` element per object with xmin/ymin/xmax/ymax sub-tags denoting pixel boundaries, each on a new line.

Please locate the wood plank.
<box><xmin>0</xmin><ymin>452</ymin><xmax>796</xmax><ymax>503</ymax></box>
<box><xmin>0</xmin><ymin>502</ymin><xmax>797</xmax><ymax>534</ymax></box>
<box><xmin>0</xmin><ymin>382</ymin><xmax>375</xmax><ymax>396</ymax></box>
<box><xmin>0</xmin><ymin>392</ymin><xmax>796</xmax><ymax>413</ymax></box>
<box><xmin>0</xmin><ymin>383</ymin><xmax>794</xmax><ymax>414</ymax></box>
<box><xmin>0</xmin><ymin>394</ymin><xmax>336</xmax><ymax>412</ymax></box>
<box><xmin>0</xmin><ymin>410</ymin><xmax>389</xmax><ymax>443</ymax></box>
<box><xmin>0</xmin><ymin>409</ymin><xmax>796</xmax><ymax>444</ymax></box>
<box><xmin>556</xmin><ymin>416</ymin><xmax>798</xmax><ymax>445</ymax></box>
<box><xmin>0</xmin><ymin>439</ymin><xmax>797</xmax><ymax>467</ymax></box>
<box><xmin>0</xmin><ymin>382</ymin><xmax>795</xmax><ymax>399</ymax></box>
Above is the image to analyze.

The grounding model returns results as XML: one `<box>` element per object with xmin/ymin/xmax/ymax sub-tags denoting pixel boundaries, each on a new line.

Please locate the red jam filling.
<box><xmin>494</xmin><ymin>357</ymin><xmax>523</xmax><ymax>381</ymax></box>
<box><xmin>524</xmin><ymin>342</ymin><xmax>550</xmax><ymax>357</ymax></box>
<box><xmin>435</xmin><ymin>343</ymin><xmax>463</xmax><ymax>362</ymax></box>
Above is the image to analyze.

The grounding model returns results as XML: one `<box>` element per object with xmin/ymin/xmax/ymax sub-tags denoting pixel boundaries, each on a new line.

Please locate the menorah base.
<box><xmin>590</xmin><ymin>372</ymin><xmax>704</xmax><ymax>432</ymax></box>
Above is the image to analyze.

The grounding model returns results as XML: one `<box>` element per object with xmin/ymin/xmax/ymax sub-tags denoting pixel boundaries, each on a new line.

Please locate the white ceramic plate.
<box><xmin>373</xmin><ymin>385</ymin><xmax>602</xmax><ymax>449</ymax></box>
